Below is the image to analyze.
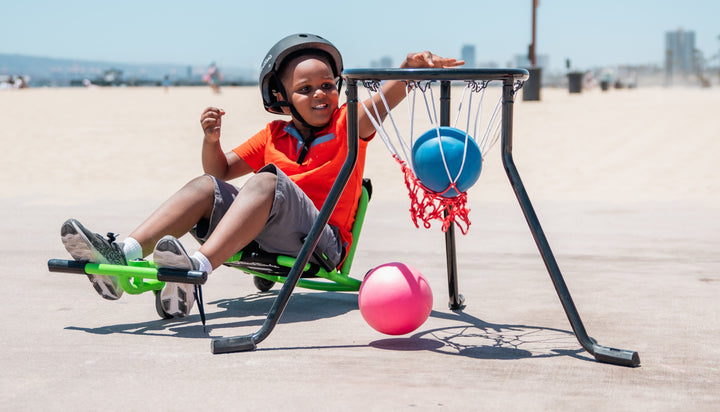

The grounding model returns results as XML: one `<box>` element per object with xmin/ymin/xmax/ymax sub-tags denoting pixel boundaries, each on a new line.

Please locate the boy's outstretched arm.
<box><xmin>201</xmin><ymin>107</ymin><xmax>254</xmax><ymax>180</ymax></box>
<box><xmin>357</xmin><ymin>52</ymin><xmax>464</xmax><ymax>139</ymax></box>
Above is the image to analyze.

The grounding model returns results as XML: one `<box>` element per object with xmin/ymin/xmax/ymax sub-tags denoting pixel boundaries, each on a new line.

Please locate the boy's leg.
<box><xmin>148</xmin><ymin>167</ymin><xmax>342</xmax><ymax>317</ymax></box>
<box><xmin>144</xmin><ymin>173</ymin><xmax>271</xmax><ymax>317</ymax></box>
<box><xmin>248</xmin><ymin>165</ymin><xmax>344</xmax><ymax>268</ymax></box>
<box><xmin>61</xmin><ymin>175</ymin><xmax>216</xmax><ymax>300</ymax></box>
<box><xmin>197</xmin><ymin>166</ymin><xmax>342</xmax><ymax>269</ymax></box>
<box><xmin>197</xmin><ymin>171</ymin><xmax>276</xmax><ymax>268</ymax></box>
<box><xmin>131</xmin><ymin>175</ymin><xmax>216</xmax><ymax>316</ymax></box>
<box><xmin>128</xmin><ymin>175</ymin><xmax>216</xmax><ymax>257</ymax></box>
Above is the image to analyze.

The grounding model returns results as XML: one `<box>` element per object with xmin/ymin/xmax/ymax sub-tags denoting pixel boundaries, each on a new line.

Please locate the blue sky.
<box><xmin>2</xmin><ymin>0</ymin><xmax>718</xmax><ymax>72</ymax></box>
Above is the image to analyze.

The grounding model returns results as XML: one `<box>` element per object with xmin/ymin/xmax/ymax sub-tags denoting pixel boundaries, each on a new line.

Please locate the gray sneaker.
<box><xmin>153</xmin><ymin>235</ymin><xmax>199</xmax><ymax>318</ymax></box>
<box><xmin>60</xmin><ymin>218</ymin><xmax>126</xmax><ymax>300</ymax></box>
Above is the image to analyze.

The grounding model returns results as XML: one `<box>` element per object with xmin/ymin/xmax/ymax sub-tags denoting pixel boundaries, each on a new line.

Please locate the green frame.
<box><xmin>87</xmin><ymin>259</ymin><xmax>165</xmax><ymax>294</ymax></box>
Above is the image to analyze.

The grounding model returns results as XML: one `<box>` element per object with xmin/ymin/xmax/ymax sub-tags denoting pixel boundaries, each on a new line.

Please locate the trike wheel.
<box><xmin>253</xmin><ymin>276</ymin><xmax>275</xmax><ymax>292</ymax></box>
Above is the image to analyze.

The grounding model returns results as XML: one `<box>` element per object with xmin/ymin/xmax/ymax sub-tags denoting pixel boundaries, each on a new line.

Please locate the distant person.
<box><xmin>58</xmin><ymin>33</ymin><xmax>462</xmax><ymax>319</ymax></box>
<box><xmin>14</xmin><ymin>75</ymin><xmax>27</xmax><ymax>89</ymax></box>
<box><xmin>0</xmin><ymin>76</ymin><xmax>13</xmax><ymax>90</ymax></box>
<box><xmin>583</xmin><ymin>70</ymin><xmax>596</xmax><ymax>90</ymax></box>
<box><xmin>162</xmin><ymin>75</ymin><xmax>171</xmax><ymax>92</ymax></box>
<box><xmin>203</xmin><ymin>62</ymin><xmax>222</xmax><ymax>94</ymax></box>
<box><xmin>82</xmin><ymin>78</ymin><xmax>99</xmax><ymax>89</ymax></box>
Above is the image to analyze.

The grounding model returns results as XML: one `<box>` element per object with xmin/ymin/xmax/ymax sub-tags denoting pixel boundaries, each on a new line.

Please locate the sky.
<box><xmin>2</xmin><ymin>0</ymin><xmax>719</xmax><ymax>73</ymax></box>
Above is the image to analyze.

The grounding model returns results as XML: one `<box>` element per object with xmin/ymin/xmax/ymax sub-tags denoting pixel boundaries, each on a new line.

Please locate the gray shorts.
<box><xmin>192</xmin><ymin>164</ymin><xmax>343</xmax><ymax>268</ymax></box>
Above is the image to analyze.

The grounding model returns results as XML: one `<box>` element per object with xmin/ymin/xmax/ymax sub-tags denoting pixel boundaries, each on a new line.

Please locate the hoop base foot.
<box><xmin>449</xmin><ymin>294</ymin><xmax>465</xmax><ymax>311</ymax></box>
<box><xmin>593</xmin><ymin>344</ymin><xmax>640</xmax><ymax>367</ymax></box>
<box><xmin>211</xmin><ymin>336</ymin><xmax>256</xmax><ymax>354</ymax></box>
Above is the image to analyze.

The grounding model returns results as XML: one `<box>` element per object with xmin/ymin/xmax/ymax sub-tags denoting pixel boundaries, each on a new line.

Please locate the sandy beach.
<box><xmin>1</xmin><ymin>84</ymin><xmax>718</xmax><ymax>410</ymax></box>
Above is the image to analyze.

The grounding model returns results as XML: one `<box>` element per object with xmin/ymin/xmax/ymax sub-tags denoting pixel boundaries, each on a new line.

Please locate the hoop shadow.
<box><xmin>66</xmin><ymin>291</ymin><xmax>590</xmax><ymax>363</ymax></box>
<box><xmin>369</xmin><ymin>310</ymin><xmax>591</xmax><ymax>363</ymax></box>
<box><xmin>66</xmin><ymin>290</ymin><xmax>358</xmax><ymax>339</ymax></box>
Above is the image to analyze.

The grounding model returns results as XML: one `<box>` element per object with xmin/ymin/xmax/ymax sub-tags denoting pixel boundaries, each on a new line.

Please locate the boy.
<box><xmin>61</xmin><ymin>33</ymin><xmax>463</xmax><ymax>318</ymax></box>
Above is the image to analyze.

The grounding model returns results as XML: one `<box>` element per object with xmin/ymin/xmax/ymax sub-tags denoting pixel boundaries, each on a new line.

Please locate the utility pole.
<box><xmin>523</xmin><ymin>0</ymin><xmax>541</xmax><ymax>100</ymax></box>
<box><xmin>531</xmin><ymin>0</ymin><xmax>537</xmax><ymax>67</ymax></box>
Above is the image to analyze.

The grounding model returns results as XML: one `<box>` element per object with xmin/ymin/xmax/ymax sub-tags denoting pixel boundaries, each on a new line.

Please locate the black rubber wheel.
<box><xmin>154</xmin><ymin>289</ymin><xmax>174</xmax><ymax>319</ymax></box>
<box><xmin>253</xmin><ymin>276</ymin><xmax>276</xmax><ymax>292</ymax></box>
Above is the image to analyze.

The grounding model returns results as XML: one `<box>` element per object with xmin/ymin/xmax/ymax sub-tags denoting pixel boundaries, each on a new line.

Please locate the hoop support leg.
<box><xmin>444</xmin><ymin>213</ymin><xmax>464</xmax><ymax>310</ymax></box>
<box><xmin>438</xmin><ymin>81</ymin><xmax>465</xmax><ymax>310</ymax></box>
<box><xmin>499</xmin><ymin>81</ymin><xmax>639</xmax><ymax>367</ymax></box>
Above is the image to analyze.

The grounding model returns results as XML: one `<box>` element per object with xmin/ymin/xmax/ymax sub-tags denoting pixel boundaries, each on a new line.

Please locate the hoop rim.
<box><xmin>343</xmin><ymin>67</ymin><xmax>529</xmax><ymax>82</ymax></box>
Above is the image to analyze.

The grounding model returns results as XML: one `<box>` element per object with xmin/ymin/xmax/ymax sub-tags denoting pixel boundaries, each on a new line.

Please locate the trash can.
<box><xmin>522</xmin><ymin>67</ymin><xmax>542</xmax><ymax>101</ymax></box>
<box><xmin>600</xmin><ymin>80</ymin><xmax>610</xmax><ymax>91</ymax></box>
<box><xmin>567</xmin><ymin>72</ymin><xmax>583</xmax><ymax>93</ymax></box>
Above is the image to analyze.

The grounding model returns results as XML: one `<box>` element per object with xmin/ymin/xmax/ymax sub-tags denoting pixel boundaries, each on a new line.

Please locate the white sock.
<box><xmin>122</xmin><ymin>237</ymin><xmax>143</xmax><ymax>263</ymax></box>
<box><xmin>192</xmin><ymin>251</ymin><xmax>213</xmax><ymax>275</ymax></box>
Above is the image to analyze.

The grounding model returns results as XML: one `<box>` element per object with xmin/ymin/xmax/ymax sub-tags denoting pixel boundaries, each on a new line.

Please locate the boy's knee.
<box><xmin>184</xmin><ymin>175</ymin><xmax>215</xmax><ymax>196</ymax></box>
<box><xmin>249</xmin><ymin>171</ymin><xmax>277</xmax><ymax>195</ymax></box>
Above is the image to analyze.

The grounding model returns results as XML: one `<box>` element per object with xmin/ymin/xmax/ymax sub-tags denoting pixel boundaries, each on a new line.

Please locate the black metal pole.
<box><xmin>499</xmin><ymin>80</ymin><xmax>639</xmax><ymax>366</ymax></box>
<box><xmin>210</xmin><ymin>79</ymin><xmax>360</xmax><ymax>354</ymax></box>
<box><xmin>439</xmin><ymin>81</ymin><xmax>463</xmax><ymax>310</ymax></box>
<box><xmin>531</xmin><ymin>0</ymin><xmax>537</xmax><ymax>67</ymax></box>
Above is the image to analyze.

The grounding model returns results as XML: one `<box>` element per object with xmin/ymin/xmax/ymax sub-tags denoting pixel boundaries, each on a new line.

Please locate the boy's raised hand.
<box><xmin>402</xmin><ymin>51</ymin><xmax>465</xmax><ymax>69</ymax></box>
<box><xmin>201</xmin><ymin>107</ymin><xmax>225</xmax><ymax>143</ymax></box>
<box><xmin>356</xmin><ymin>52</ymin><xmax>464</xmax><ymax>139</ymax></box>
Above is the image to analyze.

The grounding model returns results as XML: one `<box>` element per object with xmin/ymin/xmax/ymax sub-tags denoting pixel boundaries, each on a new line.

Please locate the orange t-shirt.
<box><xmin>232</xmin><ymin>105</ymin><xmax>371</xmax><ymax>251</ymax></box>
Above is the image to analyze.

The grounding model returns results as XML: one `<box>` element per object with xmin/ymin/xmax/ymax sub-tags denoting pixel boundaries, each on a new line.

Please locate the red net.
<box><xmin>394</xmin><ymin>155</ymin><xmax>472</xmax><ymax>234</ymax></box>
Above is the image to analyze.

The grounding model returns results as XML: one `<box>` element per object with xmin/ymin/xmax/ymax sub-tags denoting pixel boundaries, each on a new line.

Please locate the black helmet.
<box><xmin>259</xmin><ymin>33</ymin><xmax>343</xmax><ymax>114</ymax></box>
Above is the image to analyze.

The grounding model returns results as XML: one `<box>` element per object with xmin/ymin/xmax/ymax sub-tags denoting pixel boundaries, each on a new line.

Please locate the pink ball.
<box><xmin>358</xmin><ymin>262</ymin><xmax>433</xmax><ymax>335</ymax></box>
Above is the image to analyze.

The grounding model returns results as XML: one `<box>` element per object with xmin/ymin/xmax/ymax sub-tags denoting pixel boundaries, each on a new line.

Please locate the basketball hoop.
<box><xmin>358</xmin><ymin>77</ymin><xmax>523</xmax><ymax>234</ymax></box>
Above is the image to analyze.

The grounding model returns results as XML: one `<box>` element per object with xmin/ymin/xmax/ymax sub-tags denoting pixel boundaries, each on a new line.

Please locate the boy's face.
<box><xmin>278</xmin><ymin>55</ymin><xmax>339</xmax><ymax>129</ymax></box>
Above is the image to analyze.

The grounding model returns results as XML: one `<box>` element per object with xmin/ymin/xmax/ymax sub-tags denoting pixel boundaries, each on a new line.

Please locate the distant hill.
<box><xmin>0</xmin><ymin>53</ymin><xmax>257</xmax><ymax>87</ymax></box>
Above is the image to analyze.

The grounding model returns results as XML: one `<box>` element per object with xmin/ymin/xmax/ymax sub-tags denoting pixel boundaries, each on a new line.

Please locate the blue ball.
<box><xmin>411</xmin><ymin>127</ymin><xmax>482</xmax><ymax>198</ymax></box>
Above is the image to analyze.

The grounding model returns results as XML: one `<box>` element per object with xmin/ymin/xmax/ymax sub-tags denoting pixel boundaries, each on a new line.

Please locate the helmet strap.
<box><xmin>336</xmin><ymin>77</ymin><xmax>344</xmax><ymax>101</ymax></box>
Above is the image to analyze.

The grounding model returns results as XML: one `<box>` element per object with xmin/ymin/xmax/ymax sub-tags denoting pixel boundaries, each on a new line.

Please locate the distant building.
<box><xmin>477</xmin><ymin>61</ymin><xmax>500</xmax><ymax>69</ymax></box>
<box><xmin>665</xmin><ymin>28</ymin><xmax>696</xmax><ymax>76</ymax></box>
<box><xmin>461</xmin><ymin>45</ymin><xmax>476</xmax><ymax>68</ymax></box>
<box><xmin>514</xmin><ymin>54</ymin><xmax>549</xmax><ymax>69</ymax></box>
<box><xmin>371</xmin><ymin>56</ymin><xmax>394</xmax><ymax>68</ymax></box>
